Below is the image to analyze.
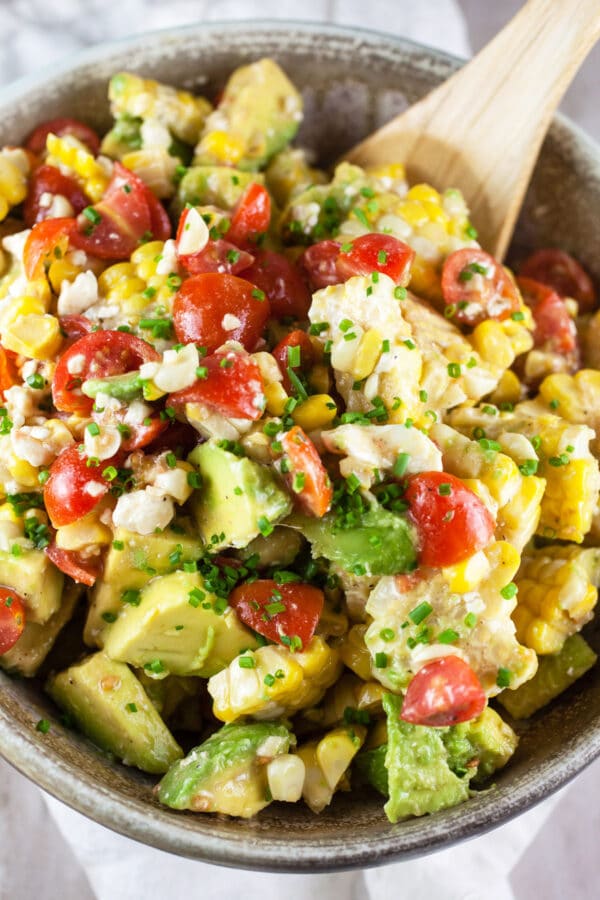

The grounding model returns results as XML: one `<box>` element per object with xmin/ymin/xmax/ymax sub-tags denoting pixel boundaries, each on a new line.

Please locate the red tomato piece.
<box><xmin>0</xmin><ymin>345</ymin><xmax>19</xmax><ymax>397</ymax></box>
<box><xmin>26</xmin><ymin>117</ymin><xmax>101</xmax><ymax>156</ymax></box>
<box><xmin>44</xmin><ymin>445</ymin><xmax>117</xmax><ymax>527</ymax></box>
<box><xmin>170</xmin><ymin>349</ymin><xmax>265</xmax><ymax>420</ymax></box>
<box><xmin>143</xmin><ymin>420</ymin><xmax>199</xmax><ymax>457</ymax></box>
<box><xmin>299</xmin><ymin>240</ymin><xmax>342</xmax><ymax>291</ymax></box>
<box><xmin>336</xmin><ymin>234</ymin><xmax>415</xmax><ymax>285</ymax></box>
<box><xmin>52</xmin><ymin>330</ymin><xmax>159</xmax><ymax>416</ymax></box>
<box><xmin>0</xmin><ymin>587</ymin><xmax>26</xmax><ymax>655</ymax></box>
<box><xmin>104</xmin><ymin>410</ymin><xmax>167</xmax><ymax>452</ymax></box>
<box><xmin>58</xmin><ymin>315</ymin><xmax>94</xmax><ymax>346</ymax></box>
<box><xmin>46</xmin><ymin>543</ymin><xmax>101</xmax><ymax>587</ymax></box>
<box><xmin>227</xmin><ymin>183</ymin><xmax>271</xmax><ymax>248</ymax></box>
<box><xmin>517</xmin><ymin>277</ymin><xmax>578</xmax><ymax>357</ymax></box>
<box><xmin>401</xmin><ymin>656</ymin><xmax>486</xmax><ymax>727</ymax></box>
<box><xmin>280</xmin><ymin>425</ymin><xmax>333</xmax><ymax>518</ymax></box>
<box><xmin>404</xmin><ymin>471</ymin><xmax>494</xmax><ymax>568</ymax></box>
<box><xmin>441</xmin><ymin>248</ymin><xmax>520</xmax><ymax>326</ymax></box>
<box><xmin>173</xmin><ymin>272</ymin><xmax>270</xmax><ymax>352</ymax></box>
<box><xmin>240</xmin><ymin>248</ymin><xmax>311</xmax><ymax>319</ymax></box>
<box><xmin>229</xmin><ymin>579</ymin><xmax>324</xmax><ymax>650</ymax></box>
<box><xmin>23</xmin><ymin>164</ymin><xmax>90</xmax><ymax>227</ymax></box>
<box><xmin>520</xmin><ymin>248</ymin><xmax>596</xmax><ymax>313</ymax></box>
<box><xmin>272</xmin><ymin>330</ymin><xmax>314</xmax><ymax>393</ymax></box>
<box><xmin>23</xmin><ymin>217</ymin><xmax>76</xmax><ymax>280</ymax></box>
<box><xmin>178</xmin><ymin>237</ymin><xmax>254</xmax><ymax>276</ymax></box>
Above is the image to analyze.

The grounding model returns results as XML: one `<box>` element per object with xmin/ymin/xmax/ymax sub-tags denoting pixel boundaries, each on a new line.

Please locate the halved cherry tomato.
<box><xmin>173</xmin><ymin>272</ymin><xmax>271</xmax><ymax>352</ymax></box>
<box><xmin>46</xmin><ymin>543</ymin><xmax>101</xmax><ymax>587</ymax></box>
<box><xmin>336</xmin><ymin>234</ymin><xmax>415</xmax><ymax>285</ymax></box>
<box><xmin>227</xmin><ymin>183</ymin><xmax>271</xmax><ymax>248</ymax></box>
<box><xmin>279</xmin><ymin>425</ymin><xmax>332</xmax><ymax>518</ymax></box>
<box><xmin>441</xmin><ymin>248</ymin><xmax>520</xmax><ymax>326</ymax></box>
<box><xmin>401</xmin><ymin>656</ymin><xmax>486</xmax><ymax>727</ymax></box>
<box><xmin>44</xmin><ymin>445</ymin><xmax>118</xmax><ymax>527</ymax></box>
<box><xmin>178</xmin><ymin>237</ymin><xmax>254</xmax><ymax>276</ymax></box>
<box><xmin>520</xmin><ymin>248</ymin><xmax>596</xmax><ymax>313</ymax></box>
<box><xmin>70</xmin><ymin>163</ymin><xmax>170</xmax><ymax>260</ymax></box>
<box><xmin>52</xmin><ymin>330</ymin><xmax>159</xmax><ymax>416</ymax></box>
<box><xmin>241</xmin><ymin>248</ymin><xmax>311</xmax><ymax>319</ymax></box>
<box><xmin>23</xmin><ymin>217</ymin><xmax>76</xmax><ymax>280</ymax></box>
<box><xmin>26</xmin><ymin>117</ymin><xmax>101</xmax><ymax>156</ymax></box>
<box><xmin>0</xmin><ymin>345</ymin><xmax>19</xmax><ymax>397</ymax></box>
<box><xmin>0</xmin><ymin>587</ymin><xmax>26</xmax><ymax>655</ymax></box>
<box><xmin>144</xmin><ymin>420</ymin><xmax>199</xmax><ymax>457</ymax></box>
<box><xmin>404</xmin><ymin>471</ymin><xmax>494</xmax><ymax>568</ymax></box>
<box><xmin>170</xmin><ymin>350</ymin><xmax>265</xmax><ymax>420</ymax></box>
<box><xmin>58</xmin><ymin>315</ymin><xmax>94</xmax><ymax>346</ymax></box>
<box><xmin>272</xmin><ymin>330</ymin><xmax>314</xmax><ymax>393</ymax></box>
<box><xmin>229</xmin><ymin>579</ymin><xmax>324</xmax><ymax>649</ymax></box>
<box><xmin>517</xmin><ymin>276</ymin><xmax>578</xmax><ymax>357</ymax></box>
<box><xmin>300</xmin><ymin>240</ymin><xmax>342</xmax><ymax>291</ymax></box>
<box><xmin>23</xmin><ymin>164</ymin><xmax>90</xmax><ymax>227</ymax></box>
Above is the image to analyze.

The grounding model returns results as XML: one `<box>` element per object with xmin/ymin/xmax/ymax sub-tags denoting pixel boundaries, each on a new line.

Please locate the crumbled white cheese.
<box><xmin>221</xmin><ymin>313</ymin><xmax>242</xmax><ymax>332</ymax></box>
<box><xmin>112</xmin><ymin>487</ymin><xmax>175</xmax><ymax>534</ymax></box>
<box><xmin>140</xmin><ymin>118</ymin><xmax>172</xmax><ymax>150</ymax></box>
<box><xmin>66</xmin><ymin>353</ymin><xmax>86</xmax><ymax>376</ymax></box>
<box><xmin>3</xmin><ymin>384</ymin><xmax>38</xmax><ymax>427</ymax></box>
<box><xmin>1</xmin><ymin>229</ymin><xmax>30</xmax><ymax>263</ymax></box>
<box><xmin>43</xmin><ymin>193</ymin><xmax>75</xmax><ymax>219</ymax></box>
<box><xmin>57</xmin><ymin>270</ymin><xmax>99</xmax><ymax>316</ymax></box>
<box><xmin>85</xmin><ymin>481</ymin><xmax>106</xmax><ymax>498</ymax></box>
<box><xmin>176</xmin><ymin>206</ymin><xmax>209</xmax><ymax>256</ymax></box>
<box><xmin>10</xmin><ymin>426</ymin><xmax>53</xmax><ymax>467</ymax></box>
<box><xmin>153</xmin><ymin>466</ymin><xmax>192</xmax><ymax>504</ymax></box>
<box><xmin>84</xmin><ymin>425</ymin><xmax>122</xmax><ymax>462</ymax></box>
<box><xmin>144</xmin><ymin>343</ymin><xmax>199</xmax><ymax>393</ymax></box>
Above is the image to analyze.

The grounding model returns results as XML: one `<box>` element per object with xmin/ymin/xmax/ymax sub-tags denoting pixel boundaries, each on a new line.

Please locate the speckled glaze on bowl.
<box><xmin>1</xmin><ymin>20</ymin><xmax>600</xmax><ymax>873</ymax></box>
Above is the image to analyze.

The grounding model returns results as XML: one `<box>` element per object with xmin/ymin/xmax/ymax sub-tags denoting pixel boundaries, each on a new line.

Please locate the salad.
<box><xmin>0</xmin><ymin>58</ymin><xmax>598</xmax><ymax>822</ymax></box>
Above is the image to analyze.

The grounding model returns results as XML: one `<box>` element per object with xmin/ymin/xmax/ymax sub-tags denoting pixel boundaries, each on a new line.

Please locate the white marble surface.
<box><xmin>1</xmin><ymin>1</ymin><xmax>600</xmax><ymax>898</ymax></box>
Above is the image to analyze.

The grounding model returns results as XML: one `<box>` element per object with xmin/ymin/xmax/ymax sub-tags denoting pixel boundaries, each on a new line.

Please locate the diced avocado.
<box><xmin>103</xmin><ymin>570</ymin><xmax>258</xmax><ymax>677</ymax></box>
<box><xmin>158</xmin><ymin>721</ymin><xmax>293</xmax><ymax>816</ymax></box>
<box><xmin>0</xmin><ymin>583</ymin><xmax>81</xmax><ymax>677</ymax></box>
<box><xmin>354</xmin><ymin>744</ymin><xmax>389</xmax><ymax>797</ymax></box>
<box><xmin>0</xmin><ymin>549</ymin><xmax>63</xmax><ymax>625</ymax></box>
<box><xmin>498</xmin><ymin>634</ymin><xmax>597</xmax><ymax>720</ymax></box>
<box><xmin>47</xmin><ymin>653</ymin><xmax>183</xmax><ymax>774</ymax></box>
<box><xmin>136</xmin><ymin>670</ymin><xmax>204</xmax><ymax>732</ymax></box>
<box><xmin>189</xmin><ymin>442</ymin><xmax>291</xmax><ymax>551</ymax></box>
<box><xmin>194</xmin><ymin>59</ymin><xmax>302</xmax><ymax>171</ymax></box>
<box><xmin>280</xmin><ymin>162</ymin><xmax>369</xmax><ymax>244</ymax></box>
<box><xmin>296</xmin><ymin>502</ymin><xmax>417</xmax><ymax>577</ymax></box>
<box><xmin>442</xmin><ymin>707</ymin><xmax>518</xmax><ymax>783</ymax></box>
<box><xmin>172</xmin><ymin>166</ymin><xmax>263</xmax><ymax>218</ymax></box>
<box><xmin>237</xmin><ymin>526</ymin><xmax>303</xmax><ymax>569</ymax></box>
<box><xmin>265</xmin><ymin>148</ymin><xmax>327</xmax><ymax>208</ymax></box>
<box><xmin>82</xmin><ymin>370</ymin><xmax>143</xmax><ymax>402</ymax></box>
<box><xmin>382</xmin><ymin>693</ymin><xmax>471</xmax><ymax>823</ymax></box>
<box><xmin>84</xmin><ymin>522</ymin><xmax>203</xmax><ymax>646</ymax></box>
<box><xmin>100</xmin><ymin>113</ymin><xmax>143</xmax><ymax>159</ymax></box>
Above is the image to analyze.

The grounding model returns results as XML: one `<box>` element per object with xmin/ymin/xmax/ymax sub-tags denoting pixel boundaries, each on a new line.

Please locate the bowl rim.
<box><xmin>1</xmin><ymin>17</ymin><xmax>600</xmax><ymax>872</ymax></box>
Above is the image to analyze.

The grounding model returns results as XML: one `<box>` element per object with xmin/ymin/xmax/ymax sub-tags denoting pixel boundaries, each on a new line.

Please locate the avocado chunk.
<box><xmin>85</xmin><ymin>522</ymin><xmax>203</xmax><ymax>646</ymax></box>
<box><xmin>194</xmin><ymin>59</ymin><xmax>302</xmax><ymax>171</ymax></box>
<box><xmin>498</xmin><ymin>633</ymin><xmax>597</xmax><ymax>720</ymax></box>
<box><xmin>280</xmin><ymin>162</ymin><xmax>369</xmax><ymax>244</ymax></box>
<box><xmin>296</xmin><ymin>501</ymin><xmax>417</xmax><ymax>577</ymax></box>
<box><xmin>0</xmin><ymin>548</ymin><xmax>63</xmax><ymax>625</ymax></box>
<box><xmin>353</xmin><ymin>743</ymin><xmax>389</xmax><ymax>797</ymax></box>
<box><xmin>189</xmin><ymin>442</ymin><xmax>291</xmax><ymax>551</ymax></box>
<box><xmin>103</xmin><ymin>570</ymin><xmax>258</xmax><ymax>677</ymax></box>
<box><xmin>442</xmin><ymin>707</ymin><xmax>518</xmax><ymax>783</ymax></box>
<box><xmin>172</xmin><ymin>166</ymin><xmax>263</xmax><ymax>219</ymax></box>
<box><xmin>47</xmin><ymin>653</ymin><xmax>183</xmax><ymax>774</ymax></box>
<box><xmin>382</xmin><ymin>693</ymin><xmax>471</xmax><ymax>822</ymax></box>
<box><xmin>158</xmin><ymin>721</ymin><xmax>293</xmax><ymax>816</ymax></box>
<box><xmin>100</xmin><ymin>113</ymin><xmax>143</xmax><ymax>159</ymax></box>
<box><xmin>82</xmin><ymin>370</ymin><xmax>144</xmax><ymax>402</ymax></box>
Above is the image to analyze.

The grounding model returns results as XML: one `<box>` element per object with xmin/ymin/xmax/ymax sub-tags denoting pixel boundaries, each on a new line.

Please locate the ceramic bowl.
<box><xmin>1</xmin><ymin>20</ymin><xmax>600</xmax><ymax>872</ymax></box>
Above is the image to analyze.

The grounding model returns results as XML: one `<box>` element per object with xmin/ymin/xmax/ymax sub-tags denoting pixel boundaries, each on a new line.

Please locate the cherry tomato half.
<box><xmin>227</xmin><ymin>183</ymin><xmax>271</xmax><ymax>248</ymax></box>
<box><xmin>279</xmin><ymin>425</ymin><xmax>333</xmax><ymax>518</ymax></box>
<box><xmin>58</xmin><ymin>315</ymin><xmax>94</xmax><ymax>346</ymax></box>
<box><xmin>404</xmin><ymin>471</ymin><xmax>495</xmax><ymax>568</ymax></box>
<box><xmin>0</xmin><ymin>345</ymin><xmax>19</xmax><ymax>397</ymax></box>
<box><xmin>520</xmin><ymin>248</ymin><xmax>596</xmax><ymax>313</ymax></box>
<box><xmin>170</xmin><ymin>350</ymin><xmax>265</xmax><ymax>420</ymax></box>
<box><xmin>229</xmin><ymin>579</ymin><xmax>324</xmax><ymax>649</ymax></box>
<box><xmin>44</xmin><ymin>445</ymin><xmax>118</xmax><ymax>528</ymax></box>
<box><xmin>0</xmin><ymin>587</ymin><xmax>26</xmax><ymax>655</ymax></box>
<box><xmin>401</xmin><ymin>656</ymin><xmax>486</xmax><ymax>727</ymax></box>
<box><xmin>336</xmin><ymin>234</ymin><xmax>415</xmax><ymax>285</ymax></box>
<box><xmin>272</xmin><ymin>330</ymin><xmax>314</xmax><ymax>393</ymax></box>
<box><xmin>240</xmin><ymin>248</ymin><xmax>312</xmax><ymax>319</ymax></box>
<box><xmin>23</xmin><ymin>217</ymin><xmax>76</xmax><ymax>281</ymax></box>
<box><xmin>23</xmin><ymin>164</ymin><xmax>89</xmax><ymax>227</ymax></box>
<box><xmin>517</xmin><ymin>277</ymin><xmax>578</xmax><ymax>357</ymax></box>
<box><xmin>299</xmin><ymin>240</ymin><xmax>342</xmax><ymax>291</ymax></box>
<box><xmin>52</xmin><ymin>330</ymin><xmax>159</xmax><ymax>416</ymax></box>
<box><xmin>441</xmin><ymin>248</ymin><xmax>520</xmax><ymax>326</ymax></box>
<box><xmin>46</xmin><ymin>543</ymin><xmax>101</xmax><ymax>587</ymax></box>
<box><xmin>173</xmin><ymin>272</ymin><xmax>271</xmax><ymax>352</ymax></box>
<box><xmin>26</xmin><ymin>117</ymin><xmax>101</xmax><ymax>156</ymax></box>
<box><xmin>177</xmin><ymin>229</ymin><xmax>255</xmax><ymax>277</ymax></box>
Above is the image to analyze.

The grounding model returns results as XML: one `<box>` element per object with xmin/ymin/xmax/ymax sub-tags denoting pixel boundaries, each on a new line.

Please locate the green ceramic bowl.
<box><xmin>1</xmin><ymin>20</ymin><xmax>600</xmax><ymax>872</ymax></box>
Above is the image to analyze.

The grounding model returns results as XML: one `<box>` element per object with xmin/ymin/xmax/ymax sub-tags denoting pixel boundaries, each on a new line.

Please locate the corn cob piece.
<box><xmin>296</xmin><ymin>725</ymin><xmax>366</xmax><ymax>813</ymax></box>
<box><xmin>108</xmin><ymin>72</ymin><xmax>212</xmax><ymax>145</ymax></box>
<box><xmin>0</xmin><ymin>148</ymin><xmax>29</xmax><ymax>222</ymax></box>
<box><xmin>498</xmin><ymin>634</ymin><xmax>597</xmax><ymax>719</ymax></box>
<box><xmin>301</xmin><ymin>673</ymin><xmax>385</xmax><ymax>730</ymax></box>
<box><xmin>514</xmin><ymin>545</ymin><xmax>599</xmax><ymax>654</ymax></box>
<box><xmin>98</xmin><ymin>240</ymin><xmax>175</xmax><ymax>322</ymax></box>
<box><xmin>208</xmin><ymin>637</ymin><xmax>342</xmax><ymax>723</ymax></box>
<box><xmin>538</xmin><ymin>369</ymin><xmax>600</xmax><ymax>456</ymax></box>
<box><xmin>45</xmin><ymin>134</ymin><xmax>110</xmax><ymax>202</ymax></box>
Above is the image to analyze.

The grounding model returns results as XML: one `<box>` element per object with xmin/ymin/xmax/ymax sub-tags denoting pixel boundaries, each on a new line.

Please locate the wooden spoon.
<box><xmin>345</xmin><ymin>0</ymin><xmax>600</xmax><ymax>259</ymax></box>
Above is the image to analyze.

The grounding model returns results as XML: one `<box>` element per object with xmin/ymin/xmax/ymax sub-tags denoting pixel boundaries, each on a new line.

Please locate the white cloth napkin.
<box><xmin>1</xmin><ymin>1</ymin><xmax>567</xmax><ymax>897</ymax></box>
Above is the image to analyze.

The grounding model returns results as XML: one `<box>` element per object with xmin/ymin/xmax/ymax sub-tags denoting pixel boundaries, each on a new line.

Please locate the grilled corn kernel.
<box><xmin>0</xmin><ymin>296</ymin><xmax>47</xmax><ymax>331</ymax></box>
<box><xmin>292</xmin><ymin>395</ymin><xmax>337</xmax><ymax>432</ymax></box>
<box><xmin>56</xmin><ymin>515</ymin><xmax>113</xmax><ymax>551</ymax></box>
<box><xmin>121</xmin><ymin>149</ymin><xmax>178</xmax><ymax>199</ymax></box>
<box><xmin>297</xmin><ymin>725</ymin><xmax>366</xmax><ymax>813</ymax></box>
<box><xmin>264</xmin><ymin>382</ymin><xmax>288</xmax><ymax>416</ymax></box>
<box><xmin>442</xmin><ymin>550</ymin><xmax>491</xmax><ymax>593</ymax></box>
<box><xmin>350</xmin><ymin>328</ymin><xmax>383</xmax><ymax>380</ymax></box>
<box><xmin>489</xmin><ymin>369</ymin><xmax>522</xmax><ymax>406</ymax></box>
<box><xmin>470</xmin><ymin>320</ymin><xmax>516</xmax><ymax>370</ymax></box>
<box><xmin>7</xmin><ymin>455</ymin><xmax>39</xmax><ymax>487</ymax></box>
<box><xmin>46</xmin><ymin>134</ymin><xmax>110</xmax><ymax>202</ymax></box>
<box><xmin>266</xmin><ymin>754</ymin><xmax>306</xmax><ymax>802</ymax></box>
<box><xmin>3</xmin><ymin>313</ymin><xmax>62</xmax><ymax>360</ymax></box>
<box><xmin>201</xmin><ymin>131</ymin><xmax>245</xmax><ymax>165</ymax></box>
<box><xmin>48</xmin><ymin>258</ymin><xmax>84</xmax><ymax>294</ymax></box>
<box><xmin>406</xmin><ymin>183</ymin><xmax>441</xmax><ymax>204</ymax></box>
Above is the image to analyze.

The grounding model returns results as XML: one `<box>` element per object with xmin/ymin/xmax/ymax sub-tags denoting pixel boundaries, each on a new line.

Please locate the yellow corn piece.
<box><xmin>264</xmin><ymin>383</ymin><xmax>288</xmax><ymax>417</ymax></box>
<box><xmin>303</xmin><ymin>673</ymin><xmax>385</xmax><ymax>730</ymax></box>
<box><xmin>200</xmin><ymin>131</ymin><xmax>245</xmax><ymax>166</ymax></box>
<box><xmin>514</xmin><ymin>545</ymin><xmax>599</xmax><ymax>654</ymax></box>
<box><xmin>7</xmin><ymin>454</ymin><xmax>39</xmax><ymax>488</ymax></box>
<box><xmin>539</xmin><ymin>370</ymin><xmax>600</xmax><ymax>436</ymax></box>
<box><xmin>46</xmin><ymin>134</ymin><xmax>110</xmax><ymax>202</ymax></box>
<box><xmin>539</xmin><ymin>458</ymin><xmax>597</xmax><ymax>543</ymax></box>
<box><xmin>442</xmin><ymin>550</ymin><xmax>491</xmax><ymax>593</ymax></box>
<box><xmin>339</xmin><ymin>624</ymin><xmax>373</xmax><ymax>681</ymax></box>
<box><xmin>130</xmin><ymin>241</ymin><xmax>175</xmax><ymax>308</ymax></box>
<box><xmin>488</xmin><ymin>369</ymin><xmax>522</xmax><ymax>406</ymax></box>
<box><xmin>98</xmin><ymin>262</ymin><xmax>148</xmax><ymax>316</ymax></box>
<box><xmin>471</xmin><ymin>319</ymin><xmax>530</xmax><ymax>371</ymax></box>
<box><xmin>296</xmin><ymin>725</ymin><xmax>366</xmax><ymax>814</ymax></box>
<box><xmin>0</xmin><ymin>295</ymin><xmax>47</xmax><ymax>332</ymax></box>
<box><xmin>292</xmin><ymin>394</ymin><xmax>337</xmax><ymax>432</ymax></box>
<box><xmin>0</xmin><ymin>150</ymin><xmax>29</xmax><ymax>221</ymax></box>
<box><xmin>497</xmin><ymin>473</ymin><xmax>546</xmax><ymax>551</ymax></box>
<box><xmin>3</xmin><ymin>313</ymin><xmax>62</xmax><ymax>360</ymax></box>
<box><xmin>56</xmin><ymin>514</ymin><xmax>113</xmax><ymax>551</ymax></box>
<box><xmin>121</xmin><ymin>148</ymin><xmax>177</xmax><ymax>199</ymax></box>
<box><xmin>350</xmin><ymin>328</ymin><xmax>382</xmax><ymax>380</ymax></box>
<box><xmin>48</xmin><ymin>258</ymin><xmax>85</xmax><ymax>295</ymax></box>
<box><xmin>366</xmin><ymin>162</ymin><xmax>406</xmax><ymax>183</ymax></box>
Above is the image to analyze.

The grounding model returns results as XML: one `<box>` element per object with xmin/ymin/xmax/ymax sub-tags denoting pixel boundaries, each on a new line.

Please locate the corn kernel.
<box><xmin>48</xmin><ymin>259</ymin><xmax>83</xmax><ymax>294</ymax></box>
<box><xmin>56</xmin><ymin>516</ymin><xmax>113</xmax><ymax>551</ymax></box>
<box><xmin>7</xmin><ymin>455</ymin><xmax>39</xmax><ymax>487</ymax></box>
<box><xmin>470</xmin><ymin>320</ymin><xmax>515</xmax><ymax>370</ymax></box>
<box><xmin>397</xmin><ymin>199</ymin><xmax>428</xmax><ymax>228</ymax></box>
<box><xmin>292</xmin><ymin>394</ymin><xmax>337</xmax><ymax>432</ymax></box>
<box><xmin>200</xmin><ymin>130</ymin><xmax>245</xmax><ymax>165</ymax></box>
<box><xmin>489</xmin><ymin>369</ymin><xmax>522</xmax><ymax>406</ymax></box>
<box><xmin>264</xmin><ymin>382</ymin><xmax>288</xmax><ymax>417</ymax></box>
<box><xmin>442</xmin><ymin>549</ymin><xmax>491</xmax><ymax>593</ymax></box>
<box><xmin>46</xmin><ymin>134</ymin><xmax>110</xmax><ymax>202</ymax></box>
<box><xmin>350</xmin><ymin>328</ymin><xmax>383</xmax><ymax>380</ymax></box>
<box><xmin>3</xmin><ymin>313</ymin><xmax>62</xmax><ymax>360</ymax></box>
